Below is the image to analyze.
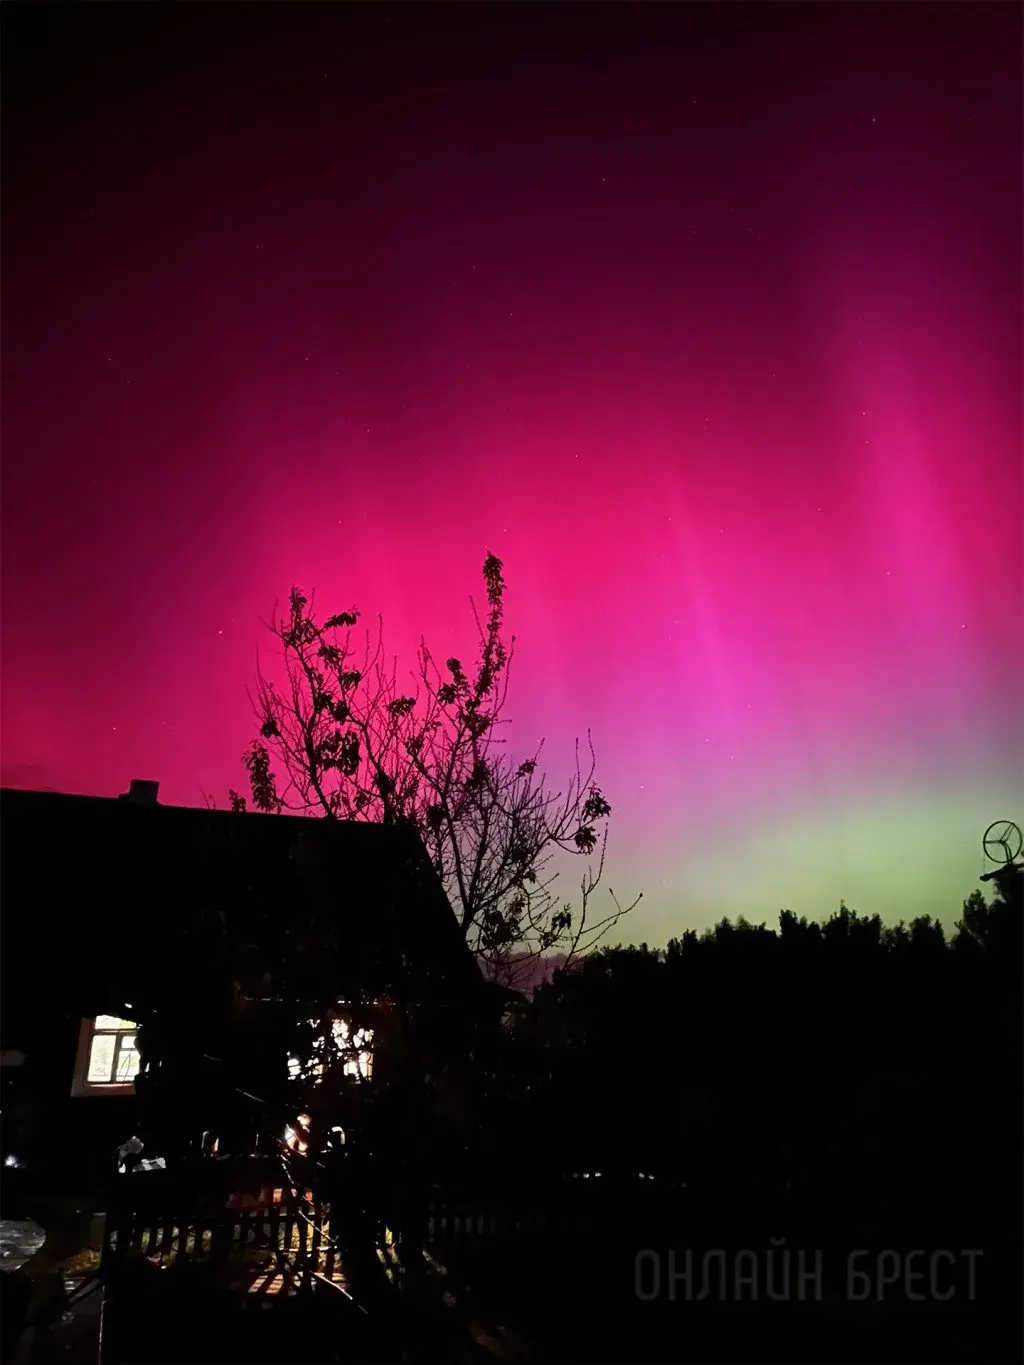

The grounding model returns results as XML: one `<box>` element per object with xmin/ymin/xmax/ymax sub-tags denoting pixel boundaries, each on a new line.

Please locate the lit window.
<box><xmin>72</xmin><ymin>1017</ymin><xmax>139</xmax><ymax>1097</ymax></box>
<box><xmin>333</xmin><ymin>1018</ymin><xmax>373</xmax><ymax>1079</ymax></box>
<box><xmin>288</xmin><ymin>1011</ymin><xmax>373</xmax><ymax>1085</ymax></box>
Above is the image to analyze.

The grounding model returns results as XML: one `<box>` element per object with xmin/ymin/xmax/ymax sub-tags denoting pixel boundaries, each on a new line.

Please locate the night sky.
<box><xmin>3</xmin><ymin>3</ymin><xmax>1021</xmax><ymax>940</ymax></box>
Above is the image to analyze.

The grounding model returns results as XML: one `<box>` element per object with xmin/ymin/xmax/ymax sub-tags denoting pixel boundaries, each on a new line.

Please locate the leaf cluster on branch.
<box><xmin>238</xmin><ymin>555</ymin><xmax>640</xmax><ymax>977</ymax></box>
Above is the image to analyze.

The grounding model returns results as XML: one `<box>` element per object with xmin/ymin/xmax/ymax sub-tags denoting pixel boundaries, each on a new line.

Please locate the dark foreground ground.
<box><xmin>436</xmin><ymin>1182</ymin><xmax>1022</xmax><ymax>1365</ymax></box>
<box><xmin>4</xmin><ymin>1244</ymin><xmax>1020</xmax><ymax>1365</ymax></box>
<box><xmin>4</xmin><ymin>1176</ymin><xmax>1020</xmax><ymax>1364</ymax></box>
<box><xmin>446</xmin><ymin>1238</ymin><xmax>1021</xmax><ymax>1364</ymax></box>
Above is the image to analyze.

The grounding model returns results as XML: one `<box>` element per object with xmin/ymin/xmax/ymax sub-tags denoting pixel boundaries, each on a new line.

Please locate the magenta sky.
<box><xmin>3</xmin><ymin>4</ymin><xmax>1021</xmax><ymax>939</ymax></box>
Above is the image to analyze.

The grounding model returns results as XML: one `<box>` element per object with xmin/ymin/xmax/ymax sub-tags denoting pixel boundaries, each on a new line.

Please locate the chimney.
<box><xmin>122</xmin><ymin>779</ymin><xmax>160</xmax><ymax>804</ymax></box>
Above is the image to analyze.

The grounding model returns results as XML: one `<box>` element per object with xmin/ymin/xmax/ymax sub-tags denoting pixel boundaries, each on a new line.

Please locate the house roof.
<box><xmin>0</xmin><ymin>784</ymin><xmax>484</xmax><ymax>1034</ymax></box>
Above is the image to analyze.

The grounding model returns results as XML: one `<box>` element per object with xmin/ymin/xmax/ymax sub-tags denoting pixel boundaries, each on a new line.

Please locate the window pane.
<box><xmin>87</xmin><ymin>1034</ymin><xmax>116</xmax><ymax>1083</ymax></box>
<box><xmin>115</xmin><ymin>1046</ymin><xmax>140</xmax><ymax>1082</ymax></box>
<box><xmin>95</xmin><ymin>1015</ymin><xmax>136</xmax><ymax>1032</ymax></box>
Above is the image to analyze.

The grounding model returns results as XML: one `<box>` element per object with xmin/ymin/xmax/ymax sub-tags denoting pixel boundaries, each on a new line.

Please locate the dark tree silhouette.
<box><xmin>238</xmin><ymin>555</ymin><xmax>640</xmax><ymax>977</ymax></box>
<box><xmin>491</xmin><ymin>883</ymin><xmax>1021</xmax><ymax>1251</ymax></box>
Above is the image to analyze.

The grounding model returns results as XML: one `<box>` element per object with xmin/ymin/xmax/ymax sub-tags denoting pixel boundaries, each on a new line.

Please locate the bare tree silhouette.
<box><xmin>237</xmin><ymin>555</ymin><xmax>640</xmax><ymax>976</ymax></box>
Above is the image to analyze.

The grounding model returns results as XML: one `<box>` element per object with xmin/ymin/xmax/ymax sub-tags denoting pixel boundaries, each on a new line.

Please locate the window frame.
<box><xmin>71</xmin><ymin>1016</ymin><xmax>139</xmax><ymax>1097</ymax></box>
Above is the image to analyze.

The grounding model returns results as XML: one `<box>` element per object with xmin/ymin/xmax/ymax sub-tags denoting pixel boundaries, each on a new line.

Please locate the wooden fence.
<box><xmin>425</xmin><ymin>1170</ymin><xmax>688</xmax><ymax>1248</ymax></box>
<box><xmin>96</xmin><ymin>1158</ymin><xmax>394</xmax><ymax>1364</ymax></box>
<box><xmin>101</xmin><ymin>1159</ymin><xmax>343</xmax><ymax>1285</ymax></box>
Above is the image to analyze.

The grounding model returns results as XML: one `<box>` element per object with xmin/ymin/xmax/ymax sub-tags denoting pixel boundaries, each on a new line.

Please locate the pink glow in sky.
<box><xmin>3</xmin><ymin>4</ymin><xmax>1021</xmax><ymax>938</ymax></box>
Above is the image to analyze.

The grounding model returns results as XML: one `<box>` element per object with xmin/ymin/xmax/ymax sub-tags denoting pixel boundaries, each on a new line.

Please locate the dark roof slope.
<box><xmin>0</xmin><ymin>786</ymin><xmax>483</xmax><ymax>1031</ymax></box>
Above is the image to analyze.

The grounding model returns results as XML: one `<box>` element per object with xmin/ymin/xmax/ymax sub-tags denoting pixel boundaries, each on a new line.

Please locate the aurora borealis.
<box><xmin>2</xmin><ymin>3</ymin><xmax>1020</xmax><ymax>940</ymax></box>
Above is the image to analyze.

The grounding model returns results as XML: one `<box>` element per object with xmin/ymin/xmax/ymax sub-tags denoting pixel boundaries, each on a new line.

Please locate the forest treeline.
<box><xmin>470</xmin><ymin>883</ymin><xmax>1021</xmax><ymax>1251</ymax></box>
